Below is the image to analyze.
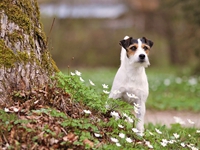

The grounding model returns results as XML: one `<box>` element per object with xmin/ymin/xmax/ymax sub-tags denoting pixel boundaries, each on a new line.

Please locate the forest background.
<box><xmin>39</xmin><ymin>0</ymin><xmax>200</xmax><ymax>75</ymax></box>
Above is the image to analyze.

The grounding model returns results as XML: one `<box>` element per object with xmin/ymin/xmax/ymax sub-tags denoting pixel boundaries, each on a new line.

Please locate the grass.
<box><xmin>71</xmin><ymin>67</ymin><xmax>200</xmax><ymax>112</ymax></box>
<box><xmin>58</xmin><ymin>70</ymin><xmax>200</xmax><ymax>149</ymax></box>
<box><xmin>1</xmin><ymin>68</ymin><xmax>199</xmax><ymax>149</ymax></box>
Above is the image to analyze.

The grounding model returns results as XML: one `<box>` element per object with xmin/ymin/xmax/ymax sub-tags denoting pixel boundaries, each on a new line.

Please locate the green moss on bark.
<box><xmin>0</xmin><ymin>0</ymin><xmax>47</xmax><ymax>44</ymax></box>
<box><xmin>8</xmin><ymin>30</ymin><xmax>24</xmax><ymax>49</ymax></box>
<box><xmin>0</xmin><ymin>2</ymin><xmax>30</xmax><ymax>33</ymax></box>
<box><xmin>0</xmin><ymin>39</ymin><xmax>59</xmax><ymax>73</ymax></box>
<box><xmin>0</xmin><ymin>39</ymin><xmax>17</xmax><ymax>68</ymax></box>
<box><xmin>0</xmin><ymin>0</ymin><xmax>59</xmax><ymax>73</ymax></box>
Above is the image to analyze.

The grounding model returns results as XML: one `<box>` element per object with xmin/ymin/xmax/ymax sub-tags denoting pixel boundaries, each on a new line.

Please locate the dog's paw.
<box><xmin>136</xmin><ymin>131</ymin><xmax>144</xmax><ymax>137</ymax></box>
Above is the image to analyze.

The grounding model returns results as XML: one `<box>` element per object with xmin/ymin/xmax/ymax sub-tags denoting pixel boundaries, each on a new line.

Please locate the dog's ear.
<box><xmin>119</xmin><ymin>37</ymin><xmax>132</xmax><ymax>49</ymax></box>
<box><xmin>142</xmin><ymin>37</ymin><xmax>154</xmax><ymax>48</ymax></box>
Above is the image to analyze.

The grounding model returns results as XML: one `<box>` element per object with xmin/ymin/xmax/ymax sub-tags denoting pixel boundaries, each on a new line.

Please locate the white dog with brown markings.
<box><xmin>109</xmin><ymin>36</ymin><xmax>153</xmax><ymax>136</ymax></box>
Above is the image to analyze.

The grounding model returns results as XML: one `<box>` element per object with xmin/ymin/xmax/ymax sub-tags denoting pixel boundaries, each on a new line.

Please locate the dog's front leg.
<box><xmin>136</xmin><ymin>101</ymin><xmax>146</xmax><ymax>136</ymax></box>
<box><xmin>109</xmin><ymin>87</ymin><xmax>126</xmax><ymax>100</ymax></box>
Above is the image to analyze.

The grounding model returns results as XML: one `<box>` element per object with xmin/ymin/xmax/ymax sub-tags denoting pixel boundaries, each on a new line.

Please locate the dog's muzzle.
<box><xmin>139</xmin><ymin>54</ymin><xmax>146</xmax><ymax>62</ymax></box>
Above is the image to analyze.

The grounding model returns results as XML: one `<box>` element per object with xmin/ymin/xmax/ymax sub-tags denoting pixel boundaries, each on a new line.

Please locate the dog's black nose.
<box><xmin>139</xmin><ymin>54</ymin><xmax>145</xmax><ymax>59</ymax></box>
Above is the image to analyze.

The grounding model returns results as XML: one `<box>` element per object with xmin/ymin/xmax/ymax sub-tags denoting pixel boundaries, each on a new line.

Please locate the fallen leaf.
<box><xmin>63</xmin><ymin>132</ymin><xmax>79</xmax><ymax>143</ymax></box>
<box><xmin>83</xmin><ymin>139</ymin><xmax>94</xmax><ymax>148</ymax></box>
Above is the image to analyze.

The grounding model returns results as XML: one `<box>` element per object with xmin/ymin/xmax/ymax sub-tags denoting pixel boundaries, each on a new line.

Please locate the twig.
<box><xmin>47</xmin><ymin>17</ymin><xmax>55</xmax><ymax>44</ymax></box>
<box><xmin>61</xmin><ymin>127</ymin><xmax>68</xmax><ymax>135</ymax></box>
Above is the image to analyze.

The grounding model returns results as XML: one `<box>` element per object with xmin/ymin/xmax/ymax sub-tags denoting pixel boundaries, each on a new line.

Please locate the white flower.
<box><xmin>134</xmin><ymin>106</ymin><xmax>139</xmax><ymax>114</ymax></box>
<box><xmin>75</xmin><ymin>70</ymin><xmax>81</xmax><ymax>76</ymax></box>
<box><xmin>89</xmin><ymin>79</ymin><xmax>95</xmax><ymax>86</ymax></box>
<box><xmin>119</xmin><ymin>133</ymin><xmax>125</xmax><ymax>138</ymax></box>
<box><xmin>4</xmin><ymin>108</ymin><xmax>9</xmax><ymax>112</ymax></box>
<box><xmin>126</xmin><ymin>116</ymin><xmax>134</xmax><ymax>123</ymax></box>
<box><xmin>80</xmin><ymin>77</ymin><xmax>84</xmax><ymax>82</ymax></box>
<box><xmin>160</xmin><ymin>141</ymin><xmax>167</xmax><ymax>147</ymax></box>
<box><xmin>148</xmin><ymin>144</ymin><xmax>153</xmax><ymax>149</ymax></box>
<box><xmin>94</xmin><ymin>133</ymin><xmax>101</xmax><ymax>137</ymax></box>
<box><xmin>160</xmin><ymin>139</ymin><xmax>168</xmax><ymax>147</ymax></box>
<box><xmin>173</xmin><ymin>133</ymin><xmax>180</xmax><ymax>139</ymax></box>
<box><xmin>123</xmin><ymin>113</ymin><xmax>134</xmax><ymax>123</ymax></box>
<box><xmin>132</xmin><ymin>128</ymin><xmax>139</xmax><ymax>133</ymax></box>
<box><xmin>116</xmin><ymin>143</ymin><xmax>121</xmax><ymax>147</ymax></box>
<box><xmin>110</xmin><ymin>111</ymin><xmax>120</xmax><ymax>120</ymax></box>
<box><xmin>181</xmin><ymin>142</ymin><xmax>185</xmax><ymax>147</ymax></box>
<box><xmin>110</xmin><ymin>137</ymin><xmax>118</xmax><ymax>143</ymax></box>
<box><xmin>191</xmin><ymin>146</ymin><xmax>198</xmax><ymax>150</ymax></box>
<box><xmin>133</xmin><ymin>103</ymin><xmax>140</xmax><ymax>114</ymax></box>
<box><xmin>168</xmin><ymin>140</ymin><xmax>176</xmax><ymax>144</ymax></box>
<box><xmin>155</xmin><ymin>128</ymin><xmax>162</xmax><ymax>134</ymax></box>
<box><xmin>103</xmin><ymin>90</ymin><xmax>110</xmax><ymax>94</ymax></box>
<box><xmin>175</xmin><ymin>77</ymin><xmax>182</xmax><ymax>84</ymax></box>
<box><xmin>188</xmin><ymin>134</ymin><xmax>191</xmax><ymax>137</ymax></box>
<box><xmin>70</xmin><ymin>72</ymin><xmax>75</xmax><ymax>76</ymax></box>
<box><xmin>173</xmin><ymin>116</ymin><xmax>185</xmax><ymax>125</ymax></box>
<box><xmin>191</xmin><ymin>147</ymin><xmax>198</xmax><ymax>150</ymax></box>
<box><xmin>126</xmin><ymin>92</ymin><xmax>138</xmax><ymax>99</ymax></box>
<box><xmin>187</xmin><ymin>119</ymin><xmax>195</xmax><ymax>124</ymax></box>
<box><xmin>13</xmin><ymin>107</ymin><xmax>19</xmax><ymax>112</ymax></box>
<box><xmin>188</xmin><ymin>77</ymin><xmax>197</xmax><ymax>85</ymax></box>
<box><xmin>126</xmin><ymin>137</ymin><xmax>132</xmax><ymax>143</ymax></box>
<box><xmin>83</xmin><ymin>110</ymin><xmax>91</xmax><ymax>114</ymax></box>
<box><xmin>164</xmin><ymin>78</ymin><xmax>171</xmax><ymax>86</ymax></box>
<box><xmin>134</xmin><ymin>103</ymin><xmax>140</xmax><ymax>108</ymax></box>
<box><xmin>137</xmin><ymin>132</ymin><xmax>144</xmax><ymax>137</ymax></box>
<box><xmin>123</xmin><ymin>113</ymin><xmax>128</xmax><ymax>118</ymax></box>
<box><xmin>187</xmin><ymin>144</ymin><xmax>198</xmax><ymax>150</ymax></box>
<box><xmin>196</xmin><ymin>130</ymin><xmax>200</xmax><ymax>133</ymax></box>
<box><xmin>102</xmin><ymin>84</ymin><xmax>108</xmax><ymax>89</ymax></box>
<box><xmin>118</xmin><ymin>124</ymin><xmax>124</xmax><ymax>128</ymax></box>
<box><xmin>145</xmin><ymin>141</ymin><xmax>153</xmax><ymax>149</ymax></box>
<box><xmin>162</xmin><ymin>139</ymin><xmax>168</xmax><ymax>144</ymax></box>
<box><xmin>113</xmin><ymin>90</ymin><xmax>121</xmax><ymax>95</ymax></box>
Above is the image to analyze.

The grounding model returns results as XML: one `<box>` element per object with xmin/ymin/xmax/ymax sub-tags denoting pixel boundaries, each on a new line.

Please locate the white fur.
<box><xmin>109</xmin><ymin>36</ymin><xmax>149</xmax><ymax>135</ymax></box>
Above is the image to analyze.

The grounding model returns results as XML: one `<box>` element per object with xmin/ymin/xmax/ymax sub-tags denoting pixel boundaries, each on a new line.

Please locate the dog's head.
<box><xmin>120</xmin><ymin>36</ymin><xmax>153</xmax><ymax>67</ymax></box>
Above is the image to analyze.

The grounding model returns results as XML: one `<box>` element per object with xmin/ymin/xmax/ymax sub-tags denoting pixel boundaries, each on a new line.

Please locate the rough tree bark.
<box><xmin>0</xmin><ymin>0</ymin><xmax>58</xmax><ymax>104</ymax></box>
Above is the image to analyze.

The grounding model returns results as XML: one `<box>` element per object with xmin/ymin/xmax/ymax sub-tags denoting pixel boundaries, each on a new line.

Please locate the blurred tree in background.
<box><xmin>158</xmin><ymin>0</ymin><xmax>200</xmax><ymax>74</ymax></box>
<box><xmin>126</xmin><ymin>0</ymin><xmax>200</xmax><ymax>72</ymax></box>
<box><xmin>39</xmin><ymin>0</ymin><xmax>200</xmax><ymax>74</ymax></box>
<box><xmin>174</xmin><ymin>0</ymin><xmax>200</xmax><ymax>74</ymax></box>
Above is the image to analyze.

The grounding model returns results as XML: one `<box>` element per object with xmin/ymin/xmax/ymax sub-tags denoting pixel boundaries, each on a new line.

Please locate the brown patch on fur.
<box><xmin>126</xmin><ymin>44</ymin><xmax>138</xmax><ymax>57</ymax></box>
<box><xmin>142</xmin><ymin>44</ymin><xmax>150</xmax><ymax>55</ymax></box>
<box><xmin>127</xmin><ymin>49</ymin><xmax>136</xmax><ymax>57</ymax></box>
<box><xmin>145</xmin><ymin>49</ymin><xmax>150</xmax><ymax>55</ymax></box>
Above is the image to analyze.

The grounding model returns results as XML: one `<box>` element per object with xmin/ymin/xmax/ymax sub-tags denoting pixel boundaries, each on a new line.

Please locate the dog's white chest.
<box><xmin>109</xmin><ymin>66</ymin><xmax>149</xmax><ymax>101</ymax></box>
<box><xmin>124</xmin><ymin>68</ymin><xmax>149</xmax><ymax>98</ymax></box>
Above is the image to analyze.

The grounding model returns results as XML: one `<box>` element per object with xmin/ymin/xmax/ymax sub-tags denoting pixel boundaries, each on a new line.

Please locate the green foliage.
<box><xmin>147</xmin><ymin>69</ymin><xmax>200</xmax><ymax>111</ymax></box>
<box><xmin>79</xmin><ymin>67</ymin><xmax>200</xmax><ymax>112</ymax></box>
<box><xmin>0</xmin><ymin>69</ymin><xmax>199</xmax><ymax>149</ymax></box>
<box><xmin>55</xmin><ymin>69</ymin><xmax>199</xmax><ymax>149</ymax></box>
<box><xmin>56</xmin><ymin>71</ymin><xmax>133</xmax><ymax>115</ymax></box>
<box><xmin>0</xmin><ymin>109</ymin><xmax>17</xmax><ymax>132</ymax></box>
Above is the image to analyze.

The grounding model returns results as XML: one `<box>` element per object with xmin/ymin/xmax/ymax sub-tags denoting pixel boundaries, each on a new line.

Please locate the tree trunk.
<box><xmin>0</xmin><ymin>0</ymin><xmax>58</xmax><ymax>104</ymax></box>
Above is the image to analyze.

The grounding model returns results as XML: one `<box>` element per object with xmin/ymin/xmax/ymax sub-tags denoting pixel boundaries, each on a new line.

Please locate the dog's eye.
<box><xmin>143</xmin><ymin>46</ymin><xmax>148</xmax><ymax>50</ymax></box>
<box><xmin>130</xmin><ymin>46</ymin><xmax>137</xmax><ymax>51</ymax></box>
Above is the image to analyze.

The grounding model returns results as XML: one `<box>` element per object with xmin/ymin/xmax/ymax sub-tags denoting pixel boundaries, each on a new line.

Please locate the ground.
<box><xmin>145</xmin><ymin>110</ymin><xmax>200</xmax><ymax>128</ymax></box>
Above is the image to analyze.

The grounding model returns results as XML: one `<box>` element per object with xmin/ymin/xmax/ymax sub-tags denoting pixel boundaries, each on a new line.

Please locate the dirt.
<box><xmin>145</xmin><ymin>110</ymin><xmax>200</xmax><ymax>128</ymax></box>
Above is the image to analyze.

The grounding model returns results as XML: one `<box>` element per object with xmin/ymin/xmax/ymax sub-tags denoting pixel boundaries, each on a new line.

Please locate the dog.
<box><xmin>109</xmin><ymin>36</ymin><xmax>153</xmax><ymax>135</ymax></box>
